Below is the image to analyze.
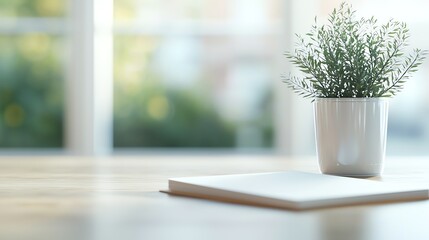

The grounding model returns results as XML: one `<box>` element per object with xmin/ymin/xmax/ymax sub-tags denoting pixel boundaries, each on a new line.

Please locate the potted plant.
<box><xmin>283</xmin><ymin>3</ymin><xmax>427</xmax><ymax>177</ymax></box>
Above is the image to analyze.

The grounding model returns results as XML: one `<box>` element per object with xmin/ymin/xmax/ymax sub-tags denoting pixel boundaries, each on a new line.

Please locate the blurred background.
<box><xmin>0</xmin><ymin>0</ymin><xmax>428</xmax><ymax>155</ymax></box>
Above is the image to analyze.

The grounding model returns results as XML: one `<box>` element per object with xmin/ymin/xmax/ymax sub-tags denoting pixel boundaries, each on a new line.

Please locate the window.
<box><xmin>113</xmin><ymin>0</ymin><xmax>284</xmax><ymax>150</ymax></box>
<box><xmin>2</xmin><ymin>0</ymin><xmax>428</xmax><ymax>156</ymax></box>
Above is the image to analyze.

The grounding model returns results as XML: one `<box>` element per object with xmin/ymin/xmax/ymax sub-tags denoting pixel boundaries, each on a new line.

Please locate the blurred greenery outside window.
<box><xmin>113</xmin><ymin>0</ymin><xmax>279</xmax><ymax>148</ymax></box>
<box><xmin>0</xmin><ymin>0</ymin><xmax>276</xmax><ymax>150</ymax></box>
<box><xmin>0</xmin><ymin>0</ymin><xmax>65</xmax><ymax>148</ymax></box>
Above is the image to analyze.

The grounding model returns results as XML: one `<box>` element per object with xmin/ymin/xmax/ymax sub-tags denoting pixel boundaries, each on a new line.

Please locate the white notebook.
<box><xmin>164</xmin><ymin>171</ymin><xmax>429</xmax><ymax>210</ymax></box>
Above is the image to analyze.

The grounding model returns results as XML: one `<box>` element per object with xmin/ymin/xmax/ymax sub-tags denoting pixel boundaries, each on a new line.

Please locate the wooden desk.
<box><xmin>0</xmin><ymin>155</ymin><xmax>428</xmax><ymax>240</ymax></box>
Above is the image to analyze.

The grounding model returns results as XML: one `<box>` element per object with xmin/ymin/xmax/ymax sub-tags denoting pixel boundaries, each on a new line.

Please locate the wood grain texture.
<box><xmin>0</xmin><ymin>155</ymin><xmax>428</xmax><ymax>240</ymax></box>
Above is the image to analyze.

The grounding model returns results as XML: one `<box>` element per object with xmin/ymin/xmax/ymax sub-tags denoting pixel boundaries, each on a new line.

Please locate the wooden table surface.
<box><xmin>0</xmin><ymin>155</ymin><xmax>428</xmax><ymax>240</ymax></box>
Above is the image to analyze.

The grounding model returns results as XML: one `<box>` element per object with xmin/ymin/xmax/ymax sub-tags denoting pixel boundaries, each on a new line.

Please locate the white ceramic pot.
<box><xmin>313</xmin><ymin>98</ymin><xmax>389</xmax><ymax>177</ymax></box>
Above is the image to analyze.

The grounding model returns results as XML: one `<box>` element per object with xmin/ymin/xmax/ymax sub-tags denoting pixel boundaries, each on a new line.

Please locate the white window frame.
<box><xmin>66</xmin><ymin>0</ymin><xmax>113</xmax><ymax>155</ymax></box>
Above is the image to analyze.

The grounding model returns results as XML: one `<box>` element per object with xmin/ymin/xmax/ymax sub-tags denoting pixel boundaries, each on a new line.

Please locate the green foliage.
<box><xmin>0</xmin><ymin>36</ymin><xmax>63</xmax><ymax>147</ymax></box>
<box><xmin>283</xmin><ymin>2</ymin><xmax>427</xmax><ymax>99</ymax></box>
<box><xmin>113</xmin><ymin>81</ymin><xmax>236</xmax><ymax>148</ymax></box>
<box><xmin>113</xmin><ymin>35</ymin><xmax>273</xmax><ymax>148</ymax></box>
<box><xmin>113</xmin><ymin>76</ymin><xmax>274</xmax><ymax>148</ymax></box>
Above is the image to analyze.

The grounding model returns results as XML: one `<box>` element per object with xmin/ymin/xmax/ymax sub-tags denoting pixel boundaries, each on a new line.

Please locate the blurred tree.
<box><xmin>114</xmin><ymin>76</ymin><xmax>236</xmax><ymax>147</ymax></box>
<box><xmin>113</xmin><ymin>35</ymin><xmax>273</xmax><ymax>148</ymax></box>
<box><xmin>0</xmin><ymin>35</ymin><xmax>63</xmax><ymax>147</ymax></box>
<box><xmin>113</xmin><ymin>35</ymin><xmax>237</xmax><ymax>148</ymax></box>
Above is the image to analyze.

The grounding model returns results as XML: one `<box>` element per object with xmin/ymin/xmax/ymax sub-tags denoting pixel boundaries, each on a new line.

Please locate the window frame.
<box><xmin>66</xmin><ymin>0</ymin><xmax>114</xmax><ymax>155</ymax></box>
